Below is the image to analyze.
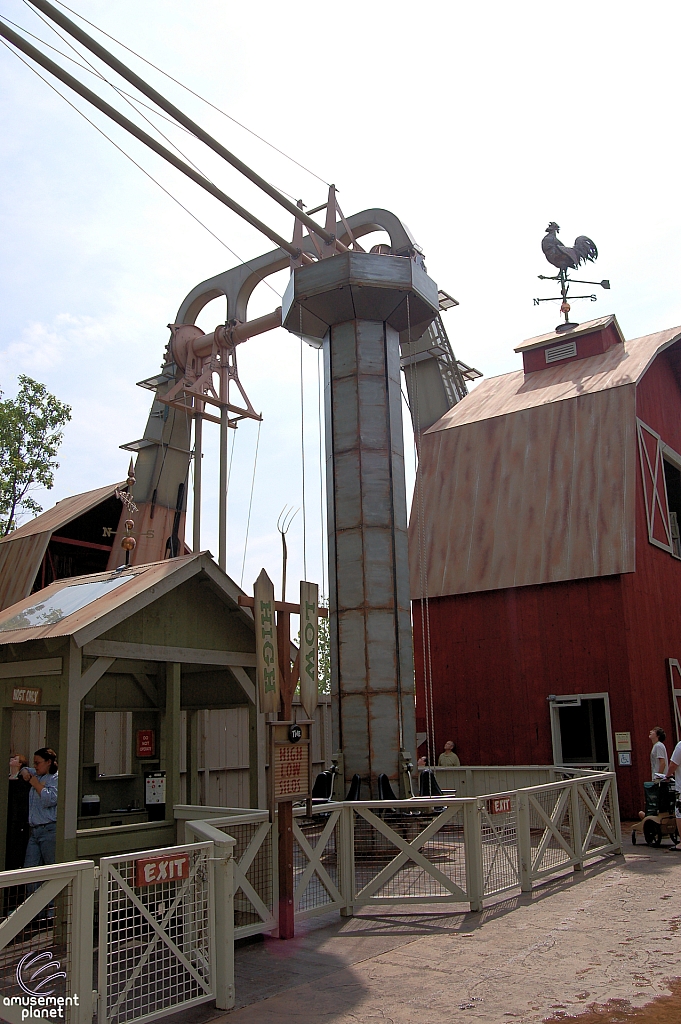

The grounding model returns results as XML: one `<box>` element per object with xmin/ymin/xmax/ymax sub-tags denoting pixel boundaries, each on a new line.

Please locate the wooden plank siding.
<box><xmin>412</xmin><ymin>339</ymin><xmax>681</xmax><ymax>820</ymax></box>
<box><xmin>410</xmin><ymin>386</ymin><xmax>637</xmax><ymax>598</ymax></box>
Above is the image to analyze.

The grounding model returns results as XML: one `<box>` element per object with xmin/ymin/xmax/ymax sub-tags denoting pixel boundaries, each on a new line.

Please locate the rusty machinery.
<box><xmin>0</xmin><ymin>2</ymin><xmax>480</xmax><ymax>795</ymax></box>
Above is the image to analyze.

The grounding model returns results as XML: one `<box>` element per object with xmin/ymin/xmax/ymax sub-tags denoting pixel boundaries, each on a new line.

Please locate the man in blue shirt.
<box><xmin>20</xmin><ymin>748</ymin><xmax>58</xmax><ymax>867</ymax></box>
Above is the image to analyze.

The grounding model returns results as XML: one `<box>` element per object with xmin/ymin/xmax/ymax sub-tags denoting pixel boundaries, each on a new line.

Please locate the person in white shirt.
<box><xmin>649</xmin><ymin>727</ymin><xmax>668</xmax><ymax>780</ymax></box>
<box><xmin>664</xmin><ymin>739</ymin><xmax>681</xmax><ymax>851</ymax></box>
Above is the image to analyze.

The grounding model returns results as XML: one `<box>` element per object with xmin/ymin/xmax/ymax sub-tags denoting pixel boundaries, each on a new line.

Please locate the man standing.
<box><xmin>20</xmin><ymin>748</ymin><xmax>58</xmax><ymax>867</ymax></box>
<box><xmin>664</xmin><ymin>737</ymin><xmax>681</xmax><ymax>852</ymax></box>
<box><xmin>438</xmin><ymin>741</ymin><xmax>461</xmax><ymax>767</ymax></box>
<box><xmin>649</xmin><ymin>727</ymin><xmax>668</xmax><ymax>780</ymax></box>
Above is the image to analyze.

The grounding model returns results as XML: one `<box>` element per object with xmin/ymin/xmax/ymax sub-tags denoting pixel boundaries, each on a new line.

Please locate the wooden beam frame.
<box><xmin>82</xmin><ymin>639</ymin><xmax>256</xmax><ymax>668</ymax></box>
<box><xmin>0</xmin><ymin>659</ymin><xmax>62</xmax><ymax>679</ymax></box>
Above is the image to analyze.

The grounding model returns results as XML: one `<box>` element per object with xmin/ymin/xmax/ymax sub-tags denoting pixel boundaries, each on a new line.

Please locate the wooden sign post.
<box><xmin>239</xmin><ymin>578</ymin><xmax>327</xmax><ymax>939</ymax></box>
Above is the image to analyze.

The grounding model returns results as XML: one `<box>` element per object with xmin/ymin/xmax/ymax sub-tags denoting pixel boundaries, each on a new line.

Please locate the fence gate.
<box><xmin>293</xmin><ymin>807</ymin><xmax>344</xmax><ymax>920</ymax></box>
<box><xmin>0</xmin><ymin>860</ymin><xmax>93</xmax><ymax>1024</ymax></box>
<box><xmin>99</xmin><ymin>842</ymin><xmax>214</xmax><ymax>1024</ymax></box>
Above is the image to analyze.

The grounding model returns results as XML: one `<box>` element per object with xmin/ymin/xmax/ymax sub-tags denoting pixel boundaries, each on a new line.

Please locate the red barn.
<box><xmin>410</xmin><ymin>314</ymin><xmax>681</xmax><ymax>818</ymax></box>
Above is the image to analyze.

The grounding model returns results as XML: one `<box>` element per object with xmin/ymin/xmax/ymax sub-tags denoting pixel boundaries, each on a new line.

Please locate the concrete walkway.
<box><xmin>167</xmin><ymin>827</ymin><xmax>681</xmax><ymax>1023</ymax></box>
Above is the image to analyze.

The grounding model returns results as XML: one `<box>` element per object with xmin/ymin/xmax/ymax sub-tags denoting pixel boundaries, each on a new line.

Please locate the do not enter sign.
<box><xmin>135</xmin><ymin>853</ymin><xmax>190</xmax><ymax>886</ymax></box>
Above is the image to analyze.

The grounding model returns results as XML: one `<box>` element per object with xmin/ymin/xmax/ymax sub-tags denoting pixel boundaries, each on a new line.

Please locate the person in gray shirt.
<box><xmin>20</xmin><ymin>748</ymin><xmax>58</xmax><ymax>867</ymax></box>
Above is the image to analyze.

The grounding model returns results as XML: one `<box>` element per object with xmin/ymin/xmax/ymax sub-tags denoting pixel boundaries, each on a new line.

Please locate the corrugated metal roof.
<box><xmin>0</xmin><ymin>552</ymin><xmax>243</xmax><ymax>647</ymax></box>
<box><xmin>427</xmin><ymin>326</ymin><xmax>681</xmax><ymax>433</ymax></box>
<box><xmin>0</xmin><ymin>481</ymin><xmax>125</xmax><ymax>542</ymax></box>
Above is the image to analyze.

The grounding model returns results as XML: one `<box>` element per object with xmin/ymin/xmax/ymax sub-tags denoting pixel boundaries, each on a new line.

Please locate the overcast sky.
<box><xmin>2</xmin><ymin>0</ymin><xmax>681</xmax><ymax>599</ymax></box>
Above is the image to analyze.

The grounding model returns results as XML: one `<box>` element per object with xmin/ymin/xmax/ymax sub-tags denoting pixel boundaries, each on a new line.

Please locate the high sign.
<box><xmin>12</xmin><ymin>687</ymin><xmax>42</xmax><ymax>706</ymax></box>
<box><xmin>254</xmin><ymin>569</ymin><xmax>280</xmax><ymax>714</ymax></box>
<box><xmin>299</xmin><ymin>581</ymin><xmax>319</xmax><ymax>718</ymax></box>
<box><xmin>269</xmin><ymin>721</ymin><xmax>312</xmax><ymax>805</ymax></box>
<box><xmin>136</xmin><ymin>853</ymin><xmax>190</xmax><ymax>886</ymax></box>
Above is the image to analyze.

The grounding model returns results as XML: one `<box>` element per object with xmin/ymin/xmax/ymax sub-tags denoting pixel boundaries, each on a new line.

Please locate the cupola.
<box><xmin>514</xmin><ymin>314</ymin><xmax>625</xmax><ymax>374</ymax></box>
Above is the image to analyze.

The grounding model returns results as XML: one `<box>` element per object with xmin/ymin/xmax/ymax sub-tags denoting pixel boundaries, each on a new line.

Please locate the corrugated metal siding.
<box><xmin>410</xmin><ymin>386</ymin><xmax>637</xmax><ymax>598</ymax></box>
<box><xmin>0</xmin><ymin>532</ymin><xmax>50</xmax><ymax>611</ymax></box>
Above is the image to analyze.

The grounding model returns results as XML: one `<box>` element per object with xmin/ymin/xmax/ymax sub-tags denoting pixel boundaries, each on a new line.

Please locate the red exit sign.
<box><xmin>136</xmin><ymin>853</ymin><xmax>190</xmax><ymax>886</ymax></box>
<box><xmin>487</xmin><ymin>796</ymin><xmax>512</xmax><ymax>815</ymax></box>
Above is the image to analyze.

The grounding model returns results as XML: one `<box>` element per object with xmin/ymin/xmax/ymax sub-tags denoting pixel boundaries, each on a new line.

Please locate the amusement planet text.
<box><xmin>3</xmin><ymin>994</ymin><xmax>79</xmax><ymax>1019</ymax></box>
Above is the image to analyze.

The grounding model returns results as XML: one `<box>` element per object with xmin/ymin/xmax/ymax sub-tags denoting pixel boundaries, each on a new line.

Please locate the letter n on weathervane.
<box><xmin>254</xmin><ymin>568</ymin><xmax>280</xmax><ymax>714</ymax></box>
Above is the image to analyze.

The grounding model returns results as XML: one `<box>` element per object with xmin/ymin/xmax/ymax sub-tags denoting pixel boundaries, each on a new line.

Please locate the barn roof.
<box><xmin>427</xmin><ymin>321</ymin><xmax>681</xmax><ymax>433</ymax></box>
<box><xmin>409</xmin><ymin>319</ymin><xmax>681</xmax><ymax>600</ymax></box>
<box><xmin>0</xmin><ymin>481</ymin><xmax>125</xmax><ymax>613</ymax></box>
<box><xmin>0</xmin><ymin>481</ymin><xmax>124</xmax><ymax>542</ymax></box>
<box><xmin>0</xmin><ymin>552</ymin><xmax>249</xmax><ymax>648</ymax></box>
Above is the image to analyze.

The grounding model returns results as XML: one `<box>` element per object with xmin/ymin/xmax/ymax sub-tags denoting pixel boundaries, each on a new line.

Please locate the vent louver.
<box><xmin>545</xmin><ymin>341</ymin><xmax>577</xmax><ymax>364</ymax></box>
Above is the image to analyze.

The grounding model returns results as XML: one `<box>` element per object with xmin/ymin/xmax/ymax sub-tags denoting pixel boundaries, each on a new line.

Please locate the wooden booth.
<box><xmin>0</xmin><ymin>552</ymin><xmax>264</xmax><ymax>864</ymax></box>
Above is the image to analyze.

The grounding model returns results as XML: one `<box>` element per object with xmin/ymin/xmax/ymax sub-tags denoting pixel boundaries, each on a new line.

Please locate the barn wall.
<box><xmin>615</xmin><ymin>351</ymin><xmax>681</xmax><ymax>793</ymax></box>
<box><xmin>413</xmin><ymin>573</ymin><xmax>644</xmax><ymax>817</ymax></box>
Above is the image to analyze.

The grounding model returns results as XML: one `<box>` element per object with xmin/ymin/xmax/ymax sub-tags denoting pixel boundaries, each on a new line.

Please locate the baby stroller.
<box><xmin>631</xmin><ymin>778</ymin><xmax>679</xmax><ymax>847</ymax></box>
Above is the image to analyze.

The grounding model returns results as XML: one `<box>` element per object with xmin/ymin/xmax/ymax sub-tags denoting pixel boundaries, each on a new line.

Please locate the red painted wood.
<box><xmin>522</xmin><ymin>323</ymin><xmax>622</xmax><ymax>373</ymax></box>
<box><xmin>414</xmin><ymin>342</ymin><xmax>681</xmax><ymax>819</ymax></box>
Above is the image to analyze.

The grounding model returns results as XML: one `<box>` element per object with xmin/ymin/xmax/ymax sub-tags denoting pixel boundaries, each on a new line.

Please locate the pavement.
<box><xmin>164</xmin><ymin>824</ymin><xmax>681</xmax><ymax>1023</ymax></box>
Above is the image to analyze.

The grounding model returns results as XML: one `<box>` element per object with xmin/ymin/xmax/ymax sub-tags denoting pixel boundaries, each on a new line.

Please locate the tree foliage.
<box><xmin>0</xmin><ymin>376</ymin><xmax>72</xmax><ymax>536</ymax></box>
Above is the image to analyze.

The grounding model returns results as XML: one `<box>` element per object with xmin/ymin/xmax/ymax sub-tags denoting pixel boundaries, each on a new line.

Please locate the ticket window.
<box><xmin>550</xmin><ymin>693</ymin><xmax>614</xmax><ymax>770</ymax></box>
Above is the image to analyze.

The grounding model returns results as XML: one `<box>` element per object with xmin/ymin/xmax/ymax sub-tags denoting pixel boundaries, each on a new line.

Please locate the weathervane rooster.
<box><xmin>535</xmin><ymin>221</ymin><xmax>609</xmax><ymax>330</ymax></box>
<box><xmin>541</xmin><ymin>222</ymin><xmax>597</xmax><ymax>271</ymax></box>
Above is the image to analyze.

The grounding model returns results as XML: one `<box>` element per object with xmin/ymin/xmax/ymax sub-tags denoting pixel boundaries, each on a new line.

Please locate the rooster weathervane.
<box><xmin>534</xmin><ymin>221</ymin><xmax>610</xmax><ymax>331</ymax></box>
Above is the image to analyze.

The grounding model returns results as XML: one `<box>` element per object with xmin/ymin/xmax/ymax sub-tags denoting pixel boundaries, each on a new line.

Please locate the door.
<box><xmin>550</xmin><ymin>693</ymin><xmax>614</xmax><ymax>769</ymax></box>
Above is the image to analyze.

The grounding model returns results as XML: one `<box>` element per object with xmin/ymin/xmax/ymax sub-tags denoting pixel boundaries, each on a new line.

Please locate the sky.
<box><xmin>2</xmin><ymin>0</ymin><xmax>681</xmax><ymax>601</ymax></box>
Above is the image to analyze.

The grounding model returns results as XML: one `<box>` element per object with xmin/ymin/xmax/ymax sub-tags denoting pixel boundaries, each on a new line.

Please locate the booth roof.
<box><xmin>0</xmin><ymin>552</ymin><xmax>247</xmax><ymax>648</ymax></box>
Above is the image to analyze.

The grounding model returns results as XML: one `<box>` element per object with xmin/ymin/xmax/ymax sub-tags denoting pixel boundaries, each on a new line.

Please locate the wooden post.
<box><xmin>163</xmin><ymin>663</ymin><xmax>182</xmax><ymax>822</ymax></box>
<box><xmin>276</xmin><ymin>607</ymin><xmax>296</xmax><ymax>939</ymax></box>
<box><xmin>0</xmin><ymin>707</ymin><xmax>12</xmax><ymax>870</ymax></box>
<box><xmin>187</xmin><ymin>709</ymin><xmax>200</xmax><ymax>806</ymax></box>
<box><xmin>248</xmin><ymin>700</ymin><xmax>266</xmax><ymax>809</ymax></box>
<box><xmin>516</xmin><ymin>790</ymin><xmax>532</xmax><ymax>892</ymax></box>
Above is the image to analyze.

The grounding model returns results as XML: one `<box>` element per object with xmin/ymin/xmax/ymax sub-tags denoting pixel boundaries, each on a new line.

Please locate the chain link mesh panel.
<box><xmin>352</xmin><ymin>804</ymin><xmax>468</xmax><ymax>903</ymax></box>
<box><xmin>100</xmin><ymin>844</ymin><xmax>213</xmax><ymax>1024</ymax></box>
<box><xmin>0</xmin><ymin>876</ymin><xmax>74</xmax><ymax>1019</ymax></box>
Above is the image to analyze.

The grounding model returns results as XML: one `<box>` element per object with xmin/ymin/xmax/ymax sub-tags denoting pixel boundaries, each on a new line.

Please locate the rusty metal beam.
<box><xmin>27</xmin><ymin>0</ymin><xmax>336</xmax><ymax>245</ymax></box>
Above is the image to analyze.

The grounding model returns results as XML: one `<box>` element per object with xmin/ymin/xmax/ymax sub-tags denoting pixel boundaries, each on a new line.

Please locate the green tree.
<box><xmin>0</xmin><ymin>376</ymin><xmax>72</xmax><ymax>536</ymax></box>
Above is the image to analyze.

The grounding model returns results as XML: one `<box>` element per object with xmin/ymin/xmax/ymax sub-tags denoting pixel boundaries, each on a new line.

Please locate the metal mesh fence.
<box><xmin>214</xmin><ymin>820</ymin><xmax>272</xmax><ymax>929</ymax></box>
<box><xmin>0</xmin><ymin>876</ymin><xmax>74</xmax><ymax>1019</ymax></box>
<box><xmin>101</xmin><ymin>845</ymin><xmax>212</xmax><ymax>1024</ymax></box>
<box><xmin>352</xmin><ymin>805</ymin><xmax>467</xmax><ymax>902</ymax></box>
<box><xmin>480</xmin><ymin>797</ymin><xmax>519</xmax><ymax>896</ymax></box>
<box><xmin>293</xmin><ymin>811</ymin><xmax>341</xmax><ymax>914</ymax></box>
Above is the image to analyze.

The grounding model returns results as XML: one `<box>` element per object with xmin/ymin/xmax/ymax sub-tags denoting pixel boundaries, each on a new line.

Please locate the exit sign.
<box><xmin>487</xmin><ymin>796</ymin><xmax>512</xmax><ymax>815</ymax></box>
<box><xmin>135</xmin><ymin>853</ymin><xmax>190</xmax><ymax>887</ymax></box>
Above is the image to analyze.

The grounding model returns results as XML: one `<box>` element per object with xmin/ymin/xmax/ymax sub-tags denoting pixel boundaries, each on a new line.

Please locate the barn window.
<box><xmin>664</xmin><ymin>458</ymin><xmax>681</xmax><ymax>558</ymax></box>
